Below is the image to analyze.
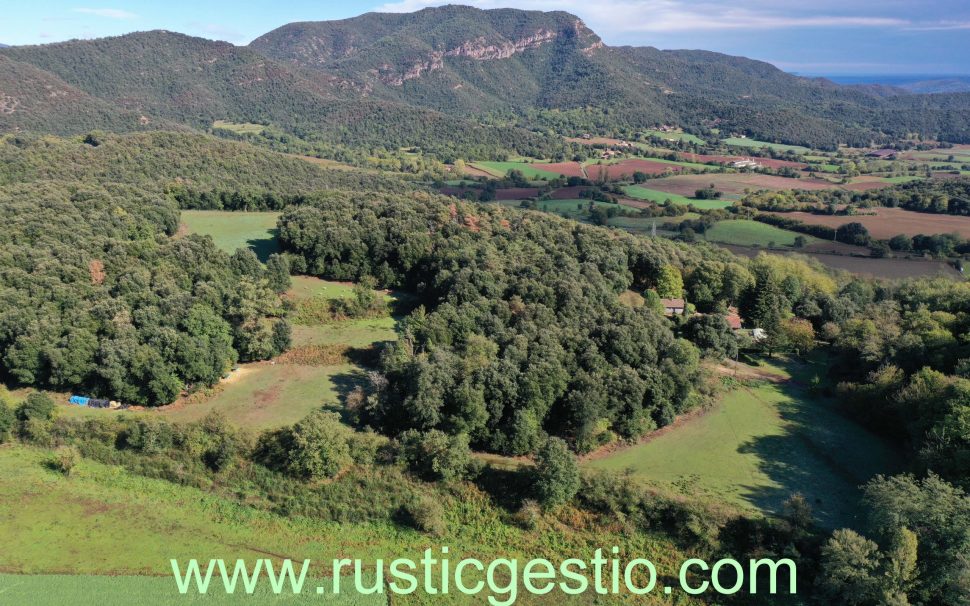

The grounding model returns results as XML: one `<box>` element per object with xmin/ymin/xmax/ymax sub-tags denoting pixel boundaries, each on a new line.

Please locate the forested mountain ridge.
<box><xmin>250</xmin><ymin>5</ymin><xmax>970</xmax><ymax>147</ymax></box>
<box><xmin>1</xmin><ymin>5</ymin><xmax>970</xmax><ymax>151</ymax></box>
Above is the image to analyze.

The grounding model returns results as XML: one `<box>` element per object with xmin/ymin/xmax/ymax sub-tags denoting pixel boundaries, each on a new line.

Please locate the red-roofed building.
<box><xmin>725</xmin><ymin>307</ymin><xmax>743</xmax><ymax>330</ymax></box>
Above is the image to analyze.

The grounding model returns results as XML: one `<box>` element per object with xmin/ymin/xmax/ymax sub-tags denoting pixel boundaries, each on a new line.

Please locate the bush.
<box><xmin>49</xmin><ymin>446</ymin><xmax>80</xmax><ymax>476</ymax></box>
<box><xmin>403</xmin><ymin>494</ymin><xmax>448</xmax><ymax>536</ymax></box>
<box><xmin>513</xmin><ymin>499</ymin><xmax>543</xmax><ymax>529</ymax></box>
<box><xmin>16</xmin><ymin>392</ymin><xmax>56</xmax><ymax>423</ymax></box>
<box><xmin>397</xmin><ymin>429</ymin><xmax>471</xmax><ymax>482</ymax></box>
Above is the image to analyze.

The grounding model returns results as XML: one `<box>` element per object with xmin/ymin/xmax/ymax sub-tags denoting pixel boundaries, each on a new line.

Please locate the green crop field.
<box><xmin>622</xmin><ymin>186</ymin><xmax>733</xmax><ymax>209</ymax></box>
<box><xmin>721</xmin><ymin>137</ymin><xmax>811</xmax><ymax>153</ymax></box>
<box><xmin>469</xmin><ymin>162</ymin><xmax>561</xmax><ymax>180</ymax></box>
<box><xmin>702</xmin><ymin>220</ymin><xmax>815</xmax><ymax>247</ymax></box>
<box><xmin>181</xmin><ymin>210</ymin><xmax>280</xmax><ymax>262</ymax></box>
<box><xmin>584</xmin><ymin>359</ymin><xmax>901</xmax><ymax>528</ymax></box>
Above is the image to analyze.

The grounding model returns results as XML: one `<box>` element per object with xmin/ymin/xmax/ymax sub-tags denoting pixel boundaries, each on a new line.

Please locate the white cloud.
<box><xmin>73</xmin><ymin>8</ymin><xmax>139</xmax><ymax>20</ymax></box>
<box><xmin>375</xmin><ymin>0</ymin><xmax>908</xmax><ymax>34</ymax></box>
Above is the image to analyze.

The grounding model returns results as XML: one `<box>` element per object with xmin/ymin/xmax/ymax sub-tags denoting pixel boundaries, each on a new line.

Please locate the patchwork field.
<box><xmin>181</xmin><ymin>210</ymin><xmax>280</xmax><ymax>262</ymax></box>
<box><xmin>584</xmin><ymin>359</ymin><xmax>901</xmax><ymax>528</ymax></box>
<box><xmin>769</xmin><ymin>207</ymin><xmax>970</xmax><ymax>238</ymax></box>
<box><xmin>703</xmin><ymin>220</ymin><xmax>816</xmax><ymax>247</ymax></box>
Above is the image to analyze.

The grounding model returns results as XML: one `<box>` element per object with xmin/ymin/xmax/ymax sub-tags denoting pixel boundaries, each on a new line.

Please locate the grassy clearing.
<box><xmin>642</xmin><ymin>130</ymin><xmax>706</xmax><ymax>145</ymax></box>
<box><xmin>470</xmin><ymin>161</ymin><xmax>561</xmax><ymax>180</ymax></box>
<box><xmin>585</xmin><ymin>358</ymin><xmax>901</xmax><ymax>528</ymax></box>
<box><xmin>160</xmin><ymin>363</ymin><xmax>360</xmax><ymax>430</ymax></box>
<box><xmin>882</xmin><ymin>175</ymin><xmax>923</xmax><ymax>184</ymax></box>
<box><xmin>721</xmin><ymin>137</ymin><xmax>811</xmax><ymax>153</ymax></box>
<box><xmin>181</xmin><ymin>210</ymin><xmax>280</xmax><ymax>262</ymax></box>
<box><xmin>623</xmin><ymin>186</ymin><xmax>733</xmax><ymax>209</ymax></box>
<box><xmin>291</xmin><ymin>318</ymin><xmax>399</xmax><ymax>349</ymax></box>
<box><xmin>212</xmin><ymin>120</ymin><xmax>266</xmax><ymax>135</ymax></box>
<box><xmin>703</xmin><ymin>220</ymin><xmax>816</xmax><ymax>247</ymax></box>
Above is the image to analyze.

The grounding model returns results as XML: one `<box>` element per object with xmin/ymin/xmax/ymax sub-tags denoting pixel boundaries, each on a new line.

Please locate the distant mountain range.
<box><xmin>826</xmin><ymin>74</ymin><xmax>970</xmax><ymax>95</ymax></box>
<box><xmin>1</xmin><ymin>5</ymin><xmax>969</xmax><ymax>149</ymax></box>
<box><xmin>0</xmin><ymin>44</ymin><xmax>9</xmax><ymax>49</ymax></box>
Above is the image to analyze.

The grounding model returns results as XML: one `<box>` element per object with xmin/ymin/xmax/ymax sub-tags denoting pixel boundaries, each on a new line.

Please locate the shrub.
<box><xmin>49</xmin><ymin>446</ymin><xmax>80</xmax><ymax>476</ymax></box>
<box><xmin>513</xmin><ymin>499</ymin><xmax>543</xmax><ymax>529</ymax></box>
<box><xmin>397</xmin><ymin>429</ymin><xmax>471</xmax><ymax>482</ymax></box>
<box><xmin>403</xmin><ymin>494</ymin><xmax>448</xmax><ymax>536</ymax></box>
<box><xmin>16</xmin><ymin>392</ymin><xmax>56</xmax><ymax>423</ymax></box>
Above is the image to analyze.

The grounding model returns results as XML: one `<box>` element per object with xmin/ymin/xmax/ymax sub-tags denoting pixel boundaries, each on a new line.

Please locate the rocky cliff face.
<box><xmin>378</xmin><ymin>29</ymin><xmax>559</xmax><ymax>86</ymax></box>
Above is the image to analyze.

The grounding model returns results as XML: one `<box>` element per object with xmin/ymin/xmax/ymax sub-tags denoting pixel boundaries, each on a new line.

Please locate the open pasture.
<box><xmin>721</xmin><ymin>137</ymin><xmax>811</xmax><ymax>153</ymax></box>
<box><xmin>469</xmin><ymin>161</ymin><xmax>562</xmax><ymax>180</ymax></box>
<box><xmin>622</xmin><ymin>185</ymin><xmax>733</xmax><ymax>209</ymax></box>
<box><xmin>769</xmin><ymin>207</ymin><xmax>970</xmax><ymax>239</ymax></box>
<box><xmin>584</xmin><ymin>360</ymin><xmax>900</xmax><ymax>528</ymax></box>
<box><xmin>180</xmin><ymin>210</ymin><xmax>280</xmax><ymax>262</ymax></box>
<box><xmin>703</xmin><ymin>220</ymin><xmax>815</xmax><ymax>247</ymax></box>
<box><xmin>642</xmin><ymin>129</ymin><xmax>706</xmax><ymax>144</ymax></box>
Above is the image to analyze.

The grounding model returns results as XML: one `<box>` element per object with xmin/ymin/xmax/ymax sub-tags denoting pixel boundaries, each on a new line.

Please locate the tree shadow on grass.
<box><xmin>318</xmin><ymin>368</ymin><xmax>371</xmax><ymax>425</ymax></box>
<box><xmin>246</xmin><ymin>228</ymin><xmax>280</xmax><ymax>263</ymax></box>
<box><xmin>733</xmin><ymin>360</ymin><xmax>902</xmax><ymax>530</ymax></box>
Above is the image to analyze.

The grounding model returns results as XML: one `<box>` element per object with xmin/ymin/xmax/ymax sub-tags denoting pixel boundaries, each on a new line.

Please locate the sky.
<box><xmin>2</xmin><ymin>1</ymin><xmax>969</xmax><ymax>76</ymax></box>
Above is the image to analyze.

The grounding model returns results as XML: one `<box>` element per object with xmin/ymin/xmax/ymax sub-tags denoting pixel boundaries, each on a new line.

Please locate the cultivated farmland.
<box><xmin>768</xmin><ymin>207</ymin><xmax>970</xmax><ymax>239</ymax></box>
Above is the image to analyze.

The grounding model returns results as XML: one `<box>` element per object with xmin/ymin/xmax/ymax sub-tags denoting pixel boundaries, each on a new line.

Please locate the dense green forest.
<box><xmin>0</xmin><ymin>182</ymin><xmax>288</xmax><ymax>405</ymax></box>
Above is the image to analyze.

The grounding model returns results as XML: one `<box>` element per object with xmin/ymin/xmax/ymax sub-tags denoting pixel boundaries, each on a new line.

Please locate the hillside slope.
<box><xmin>251</xmin><ymin>5</ymin><xmax>970</xmax><ymax>146</ymax></box>
<box><xmin>2</xmin><ymin>5</ymin><xmax>969</xmax><ymax>148</ymax></box>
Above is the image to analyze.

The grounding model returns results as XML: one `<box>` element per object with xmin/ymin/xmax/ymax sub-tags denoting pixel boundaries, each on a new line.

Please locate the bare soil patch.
<box><xmin>532</xmin><ymin>162</ymin><xmax>586</xmax><ymax>178</ymax></box>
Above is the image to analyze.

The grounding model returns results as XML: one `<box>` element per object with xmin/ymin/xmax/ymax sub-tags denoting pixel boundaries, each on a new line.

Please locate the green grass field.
<box><xmin>469</xmin><ymin>161</ymin><xmax>561</xmax><ymax>180</ymax></box>
<box><xmin>642</xmin><ymin>130</ymin><xmax>706</xmax><ymax>145</ymax></box>
<box><xmin>584</xmin><ymin>359</ymin><xmax>901</xmax><ymax>528</ymax></box>
<box><xmin>160</xmin><ymin>363</ymin><xmax>361</xmax><ymax>430</ymax></box>
<box><xmin>212</xmin><ymin>120</ymin><xmax>267</xmax><ymax>135</ymax></box>
<box><xmin>721</xmin><ymin>137</ymin><xmax>811</xmax><ymax>153</ymax></box>
<box><xmin>622</xmin><ymin>186</ymin><xmax>733</xmax><ymax>210</ymax></box>
<box><xmin>181</xmin><ymin>210</ymin><xmax>280</xmax><ymax>262</ymax></box>
<box><xmin>0</xmin><ymin>445</ymin><xmax>702</xmax><ymax>605</ymax></box>
<box><xmin>702</xmin><ymin>220</ymin><xmax>815</xmax><ymax>247</ymax></box>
